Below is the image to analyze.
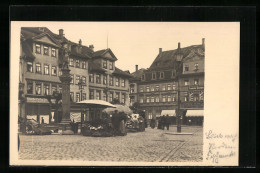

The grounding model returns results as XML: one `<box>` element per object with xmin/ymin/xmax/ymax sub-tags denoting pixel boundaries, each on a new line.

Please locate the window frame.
<box><xmin>69</xmin><ymin>58</ymin><xmax>74</xmax><ymax>67</ymax></box>
<box><xmin>70</xmin><ymin>74</ymin><xmax>74</xmax><ymax>84</ymax></box>
<box><xmin>35</xmin><ymin>44</ymin><xmax>41</xmax><ymax>54</ymax></box>
<box><xmin>27</xmin><ymin>62</ymin><xmax>33</xmax><ymax>72</ymax></box>
<box><xmin>184</xmin><ymin>80</ymin><xmax>189</xmax><ymax>86</ymax></box>
<box><xmin>35</xmin><ymin>83</ymin><xmax>42</xmax><ymax>95</ymax></box>
<box><xmin>160</xmin><ymin>72</ymin><xmax>164</xmax><ymax>79</ymax></box>
<box><xmin>81</xmin><ymin>76</ymin><xmax>86</xmax><ymax>85</ymax></box>
<box><xmin>44</xmin><ymin>64</ymin><xmax>49</xmax><ymax>75</ymax></box>
<box><xmin>121</xmin><ymin>79</ymin><xmax>125</xmax><ymax>87</ymax></box>
<box><xmin>103</xmin><ymin>75</ymin><xmax>107</xmax><ymax>85</ymax></box>
<box><xmin>96</xmin><ymin>74</ymin><xmax>101</xmax><ymax>84</ymax></box>
<box><xmin>27</xmin><ymin>81</ymin><xmax>33</xmax><ymax>94</ymax></box>
<box><xmin>96</xmin><ymin>90</ymin><xmax>101</xmax><ymax>100</ymax></box>
<box><xmin>109</xmin><ymin>61</ymin><xmax>113</xmax><ymax>70</ymax></box>
<box><xmin>185</xmin><ymin>64</ymin><xmax>189</xmax><ymax>71</ymax></box>
<box><xmin>121</xmin><ymin>93</ymin><xmax>125</xmax><ymax>104</ymax></box>
<box><xmin>51</xmin><ymin>66</ymin><xmax>57</xmax><ymax>76</ymax></box>
<box><xmin>43</xmin><ymin>46</ymin><xmax>49</xmax><ymax>56</ymax></box>
<box><xmin>103</xmin><ymin>59</ymin><xmax>107</xmax><ymax>69</ymax></box>
<box><xmin>82</xmin><ymin>60</ymin><xmax>86</xmax><ymax>69</ymax></box>
<box><xmin>152</xmin><ymin>72</ymin><xmax>156</xmax><ymax>80</ymax></box>
<box><xmin>167</xmin><ymin>84</ymin><xmax>171</xmax><ymax>90</ymax></box>
<box><xmin>51</xmin><ymin>48</ymin><xmax>56</xmax><ymax>57</ymax></box>
<box><xmin>76</xmin><ymin>92</ymin><xmax>80</xmax><ymax>102</ymax></box>
<box><xmin>89</xmin><ymin>90</ymin><xmax>94</xmax><ymax>100</ymax></box>
<box><xmin>109</xmin><ymin>75</ymin><xmax>114</xmax><ymax>86</ymax></box>
<box><xmin>75</xmin><ymin>59</ymin><xmax>80</xmax><ymax>68</ymax></box>
<box><xmin>75</xmin><ymin>75</ymin><xmax>80</xmax><ymax>85</ymax></box>
<box><xmin>194</xmin><ymin>79</ymin><xmax>199</xmax><ymax>85</ymax></box>
<box><xmin>44</xmin><ymin>84</ymin><xmax>50</xmax><ymax>95</ymax></box>
<box><xmin>35</xmin><ymin>63</ymin><xmax>41</xmax><ymax>74</ymax></box>
<box><xmin>89</xmin><ymin>73</ymin><xmax>94</xmax><ymax>83</ymax></box>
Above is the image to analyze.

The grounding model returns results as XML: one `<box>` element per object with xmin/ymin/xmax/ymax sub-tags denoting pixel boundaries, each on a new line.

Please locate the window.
<box><xmin>89</xmin><ymin>73</ymin><xmax>94</xmax><ymax>83</ymax></box>
<box><xmin>82</xmin><ymin>93</ymin><xmax>86</xmax><ymax>101</ymax></box>
<box><xmin>89</xmin><ymin>90</ymin><xmax>94</xmax><ymax>99</ymax></box>
<box><xmin>103</xmin><ymin>60</ymin><xmax>107</xmax><ymax>69</ymax></box>
<box><xmin>162</xmin><ymin>95</ymin><xmax>166</xmax><ymax>102</ymax></box>
<box><xmin>172</xmin><ymin>70</ymin><xmax>176</xmax><ymax>77</ymax></box>
<box><xmin>109</xmin><ymin>76</ymin><xmax>114</xmax><ymax>86</ymax></box>
<box><xmin>140</xmin><ymin>98</ymin><xmax>144</xmax><ymax>103</ymax></box>
<box><xmin>70</xmin><ymin>92</ymin><xmax>74</xmax><ymax>102</ymax></box>
<box><xmin>141</xmin><ymin>74</ymin><xmax>145</xmax><ymax>81</ymax></box>
<box><xmin>152</xmin><ymin>72</ymin><xmax>156</xmax><ymax>80</ymax></box>
<box><xmin>35</xmin><ymin>44</ymin><xmax>41</xmax><ymax>54</ymax></box>
<box><xmin>115</xmin><ymin>77</ymin><xmax>119</xmax><ymax>87</ymax></box>
<box><xmin>160</xmin><ymin>72</ymin><xmax>164</xmax><ymax>79</ymax></box>
<box><xmin>70</xmin><ymin>74</ymin><xmax>74</xmax><ymax>84</ymax></box>
<box><xmin>155</xmin><ymin>85</ymin><xmax>160</xmax><ymax>91</ymax></box>
<box><xmin>96</xmin><ymin>90</ymin><xmax>101</xmax><ymax>100</ymax></box>
<box><xmin>109</xmin><ymin>61</ymin><xmax>113</xmax><ymax>70</ymax></box>
<box><xmin>51</xmin><ymin>48</ymin><xmax>56</xmax><ymax>57</ymax></box>
<box><xmin>96</xmin><ymin>74</ymin><xmax>101</xmax><ymax>84</ymax></box>
<box><xmin>184</xmin><ymin>96</ymin><xmax>189</xmax><ymax>102</ymax></box>
<box><xmin>36</xmin><ymin>63</ymin><xmax>41</xmax><ymax>73</ymax></box>
<box><xmin>184</xmin><ymin>80</ymin><xmax>189</xmax><ymax>86</ymax></box>
<box><xmin>167</xmin><ymin>95</ymin><xmax>171</xmax><ymax>102</ymax></box>
<box><xmin>155</xmin><ymin>96</ymin><xmax>159</xmax><ymax>102</ymax></box>
<box><xmin>82</xmin><ymin>76</ymin><xmax>86</xmax><ymax>85</ymax></box>
<box><xmin>27</xmin><ymin>62</ymin><xmax>33</xmax><ymax>72</ymax></box>
<box><xmin>59</xmin><ymin>86</ymin><xmax>62</xmax><ymax>93</ymax></box>
<box><xmin>27</xmin><ymin>81</ymin><xmax>33</xmax><ymax>94</ymax></box>
<box><xmin>82</xmin><ymin>61</ymin><xmax>86</xmax><ymax>69</ymax></box>
<box><xmin>76</xmin><ymin>93</ymin><xmax>80</xmax><ymax>102</ymax></box>
<box><xmin>44</xmin><ymin>84</ymin><xmax>50</xmax><ymax>95</ymax></box>
<box><xmin>193</xmin><ymin>94</ymin><xmax>199</xmax><ymax>101</ymax></box>
<box><xmin>151</xmin><ymin>96</ymin><xmax>154</xmax><ymax>102</ymax></box>
<box><xmin>58</xmin><ymin>68</ymin><xmax>62</xmax><ymax>76</ymax></box>
<box><xmin>130</xmin><ymin>87</ymin><xmax>135</xmax><ymax>93</ymax></box>
<box><xmin>146</xmin><ymin>96</ymin><xmax>150</xmax><ymax>103</ymax></box>
<box><xmin>35</xmin><ymin>83</ymin><xmax>41</xmax><ymax>95</ymax></box>
<box><xmin>121</xmin><ymin>79</ymin><xmax>125</xmax><ymax>87</ymax></box>
<box><xmin>194</xmin><ymin>63</ymin><xmax>199</xmax><ymax>70</ymax></box>
<box><xmin>172</xmin><ymin>84</ymin><xmax>176</xmax><ymax>90</ymax></box>
<box><xmin>103</xmin><ymin>91</ymin><xmax>107</xmax><ymax>101</ymax></box>
<box><xmin>69</xmin><ymin>58</ymin><xmax>74</xmax><ymax>66</ymax></box>
<box><xmin>75</xmin><ymin>75</ymin><xmax>80</xmax><ymax>84</ymax></box>
<box><xmin>115</xmin><ymin>92</ymin><xmax>120</xmax><ymax>100</ymax></box>
<box><xmin>162</xmin><ymin>85</ymin><xmax>166</xmax><ymax>91</ymax></box>
<box><xmin>151</xmin><ymin>86</ymin><xmax>155</xmax><ymax>92</ymax></box>
<box><xmin>122</xmin><ymin>94</ymin><xmax>125</xmax><ymax>104</ymax></box>
<box><xmin>194</xmin><ymin>79</ymin><xmax>199</xmax><ymax>85</ymax></box>
<box><xmin>167</xmin><ymin>84</ymin><xmax>171</xmax><ymax>90</ymax></box>
<box><xmin>51</xmin><ymin>66</ymin><xmax>57</xmax><ymax>76</ymax></box>
<box><xmin>140</xmin><ymin>87</ymin><xmax>144</xmax><ymax>92</ymax></box>
<box><xmin>51</xmin><ymin>85</ymin><xmax>57</xmax><ymax>94</ymax></box>
<box><xmin>103</xmin><ymin>75</ymin><xmax>107</xmax><ymax>85</ymax></box>
<box><xmin>173</xmin><ymin>96</ymin><xmax>176</xmax><ymax>102</ymax></box>
<box><xmin>43</xmin><ymin>46</ymin><xmax>49</xmax><ymax>55</ymax></box>
<box><xmin>146</xmin><ymin>86</ymin><xmax>150</xmax><ymax>92</ymax></box>
<box><xmin>109</xmin><ymin>92</ymin><xmax>113</xmax><ymax>102</ymax></box>
<box><xmin>75</xmin><ymin>59</ymin><xmax>80</xmax><ymax>68</ymax></box>
<box><xmin>185</xmin><ymin>64</ymin><xmax>189</xmax><ymax>71</ymax></box>
<box><xmin>44</xmin><ymin>65</ymin><xmax>49</xmax><ymax>75</ymax></box>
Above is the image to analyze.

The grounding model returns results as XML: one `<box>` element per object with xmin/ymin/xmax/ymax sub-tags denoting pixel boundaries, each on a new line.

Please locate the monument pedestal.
<box><xmin>59</xmin><ymin>119</ymin><xmax>74</xmax><ymax>135</ymax></box>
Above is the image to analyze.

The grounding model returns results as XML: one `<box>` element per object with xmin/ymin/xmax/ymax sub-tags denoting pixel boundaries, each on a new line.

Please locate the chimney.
<box><xmin>159</xmin><ymin>48</ymin><xmax>162</xmax><ymax>54</ymax></box>
<box><xmin>178</xmin><ymin>42</ymin><xmax>181</xmax><ymax>49</ymax></box>
<box><xmin>202</xmin><ymin>38</ymin><xmax>205</xmax><ymax>48</ymax></box>
<box><xmin>135</xmin><ymin>65</ymin><xmax>138</xmax><ymax>72</ymax></box>
<box><xmin>79</xmin><ymin>39</ymin><xmax>82</xmax><ymax>45</ymax></box>
<box><xmin>89</xmin><ymin>44</ymin><xmax>94</xmax><ymax>51</ymax></box>
<box><xmin>59</xmin><ymin>29</ymin><xmax>64</xmax><ymax>38</ymax></box>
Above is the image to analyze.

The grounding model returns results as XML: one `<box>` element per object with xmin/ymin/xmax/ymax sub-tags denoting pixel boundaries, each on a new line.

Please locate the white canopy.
<box><xmin>186</xmin><ymin>110</ymin><xmax>204</xmax><ymax>117</ymax></box>
<box><xmin>76</xmin><ymin>100</ymin><xmax>116</xmax><ymax>108</ymax></box>
<box><xmin>161</xmin><ymin>110</ymin><xmax>176</xmax><ymax>117</ymax></box>
<box><xmin>103</xmin><ymin>104</ymin><xmax>133</xmax><ymax>115</ymax></box>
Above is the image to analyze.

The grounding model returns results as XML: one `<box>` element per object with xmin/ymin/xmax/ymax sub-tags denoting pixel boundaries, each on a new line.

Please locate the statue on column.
<box><xmin>59</xmin><ymin>42</ymin><xmax>70</xmax><ymax>70</ymax></box>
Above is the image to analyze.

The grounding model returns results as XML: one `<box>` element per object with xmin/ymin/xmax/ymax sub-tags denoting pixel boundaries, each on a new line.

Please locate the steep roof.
<box><xmin>130</xmin><ymin>68</ymin><xmax>146</xmax><ymax>81</ymax></box>
<box><xmin>149</xmin><ymin>45</ymin><xmax>204</xmax><ymax>71</ymax></box>
<box><xmin>91</xmin><ymin>48</ymin><xmax>118</xmax><ymax>61</ymax></box>
<box><xmin>113</xmin><ymin>67</ymin><xmax>133</xmax><ymax>78</ymax></box>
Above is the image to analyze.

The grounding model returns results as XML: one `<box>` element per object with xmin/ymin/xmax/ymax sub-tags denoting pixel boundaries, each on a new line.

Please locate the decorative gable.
<box><xmin>33</xmin><ymin>34</ymin><xmax>60</xmax><ymax>48</ymax></box>
<box><xmin>104</xmin><ymin>52</ymin><xmax>113</xmax><ymax>59</ymax></box>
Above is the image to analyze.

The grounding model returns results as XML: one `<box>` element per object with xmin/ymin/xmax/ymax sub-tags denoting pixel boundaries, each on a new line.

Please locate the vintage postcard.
<box><xmin>10</xmin><ymin>22</ymin><xmax>239</xmax><ymax>166</ymax></box>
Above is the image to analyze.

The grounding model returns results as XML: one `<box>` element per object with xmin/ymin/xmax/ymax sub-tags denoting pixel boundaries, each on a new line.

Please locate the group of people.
<box><xmin>150</xmin><ymin>115</ymin><xmax>171</xmax><ymax>130</ymax></box>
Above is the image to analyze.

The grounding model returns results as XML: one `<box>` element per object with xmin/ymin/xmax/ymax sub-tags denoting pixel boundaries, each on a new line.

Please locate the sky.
<box><xmin>17</xmin><ymin>22</ymin><xmax>209</xmax><ymax>73</ymax></box>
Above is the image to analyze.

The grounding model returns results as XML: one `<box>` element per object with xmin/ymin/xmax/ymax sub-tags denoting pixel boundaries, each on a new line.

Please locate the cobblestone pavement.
<box><xmin>19</xmin><ymin>126</ymin><xmax>203</xmax><ymax>162</ymax></box>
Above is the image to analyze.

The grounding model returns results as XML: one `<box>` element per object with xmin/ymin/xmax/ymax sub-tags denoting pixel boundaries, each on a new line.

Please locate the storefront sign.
<box><xmin>181</xmin><ymin>101</ymin><xmax>204</xmax><ymax>109</ymax></box>
<box><xmin>27</xmin><ymin>97</ymin><xmax>56</xmax><ymax>104</ymax></box>
<box><xmin>189</xmin><ymin>85</ymin><xmax>204</xmax><ymax>90</ymax></box>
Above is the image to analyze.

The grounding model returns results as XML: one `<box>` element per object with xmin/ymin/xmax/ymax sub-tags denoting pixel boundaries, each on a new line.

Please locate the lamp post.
<box><xmin>176</xmin><ymin>77</ymin><xmax>182</xmax><ymax>133</ymax></box>
<box><xmin>78</xmin><ymin>78</ymin><xmax>85</xmax><ymax>133</ymax></box>
<box><xmin>59</xmin><ymin>40</ymin><xmax>74</xmax><ymax>135</ymax></box>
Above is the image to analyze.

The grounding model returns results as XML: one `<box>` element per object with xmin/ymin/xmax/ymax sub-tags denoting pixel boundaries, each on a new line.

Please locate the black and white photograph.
<box><xmin>10</xmin><ymin>22</ymin><xmax>239</xmax><ymax>166</ymax></box>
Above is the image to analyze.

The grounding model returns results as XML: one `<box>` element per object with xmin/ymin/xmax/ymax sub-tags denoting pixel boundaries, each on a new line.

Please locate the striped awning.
<box><xmin>186</xmin><ymin>110</ymin><xmax>204</xmax><ymax>117</ymax></box>
<box><xmin>161</xmin><ymin>110</ymin><xmax>176</xmax><ymax>117</ymax></box>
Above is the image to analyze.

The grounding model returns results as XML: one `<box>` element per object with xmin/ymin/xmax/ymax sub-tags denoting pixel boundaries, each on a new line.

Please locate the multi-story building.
<box><xmin>19</xmin><ymin>27</ymin><xmax>131</xmax><ymax>125</ymax></box>
<box><xmin>131</xmin><ymin>39</ymin><xmax>205</xmax><ymax>124</ymax></box>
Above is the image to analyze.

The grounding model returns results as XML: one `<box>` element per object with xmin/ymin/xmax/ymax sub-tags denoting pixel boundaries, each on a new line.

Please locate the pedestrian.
<box><xmin>165</xmin><ymin>115</ymin><xmax>170</xmax><ymax>130</ymax></box>
<box><xmin>41</xmin><ymin>117</ymin><xmax>44</xmax><ymax>124</ymax></box>
<box><xmin>161</xmin><ymin>115</ymin><xmax>166</xmax><ymax>130</ymax></box>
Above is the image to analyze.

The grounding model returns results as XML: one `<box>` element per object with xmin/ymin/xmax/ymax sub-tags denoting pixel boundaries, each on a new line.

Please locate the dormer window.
<box><xmin>35</xmin><ymin>44</ymin><xmax>41</xmax><ymax>54</ymax></box>
<box><xmin>103</xmin><ymin>60</ymin><xmax>107</xmax><ymax>69</ymax></box>
<box><xmin>185</xmin><ymin>64</ymin><xmax>189</xmax><ymax>71</ymax></box>
<box><xmin>43</xmin><ymin>46</ymin><xmax>49</xmax><ymax>55</ymax></box>
<box><xmin>141</xmin><ymin>74</ymin><xmax>145</xmax><ymax>81</ymax></box>
<box><xmin>194</xmin><ymin>63</ymin><xmax>199</xmax><ymax>70</ymax></box>
<box><xmin>109</xmin><ymin>61</ymin><xmax>113</xmax><ymax>70</ymax></box>
<box><xmin>160</xmin><ymin>72</ymin><xmax>164</xmax><ymax>79</ymax></box>
<box><xmin>152</xmin><ymin>72</ymin><xmax>156</xmax><ymax>80</ymax></box>
<box><xmin>51</xmin><ymin>48</ymin><xmax>56</xmax><ymax>57</ymax></box>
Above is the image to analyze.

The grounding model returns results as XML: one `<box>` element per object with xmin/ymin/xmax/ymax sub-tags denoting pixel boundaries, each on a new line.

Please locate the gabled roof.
<box><xmin>130</xmin><ymin>68</ymin><xmax>146</xmax><ymax>81</ymax></box>
<box><xmin>31</xmin><ymin>32</ymin><xmax>61</xmax><ymax>47</ymax></box>
<box><xmin>113</xmin><ymin>67</ymin><xmax>133</xmax><ymax>78</ymax></box>
<box><xmin>149</xmin><ymin>45</ymin><xmax>204</xmax><ymax>71</ymax></box>
<box><xmin>92</xmin><ymin>48</ymin><xmax>118</xmax><ymax>61</ymax></box>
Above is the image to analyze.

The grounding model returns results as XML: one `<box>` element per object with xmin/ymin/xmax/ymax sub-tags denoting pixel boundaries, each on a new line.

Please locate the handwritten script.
<box><xmin>205</xmin><ymin>130</ymin><xmax>237</xmax><ymax>164</ymax></box>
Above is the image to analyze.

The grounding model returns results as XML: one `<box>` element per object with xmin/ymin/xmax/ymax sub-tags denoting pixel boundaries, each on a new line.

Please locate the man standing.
<box><xmin>161</xmin><ymin>115</ymin><xmax>166</xmax><ymax>130</ymax></box>
<box><xmin>165</xmin><ymin>115</ymin><xmax>170</xmax><ymax>130</ymax></box>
